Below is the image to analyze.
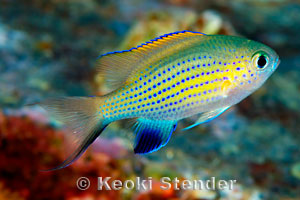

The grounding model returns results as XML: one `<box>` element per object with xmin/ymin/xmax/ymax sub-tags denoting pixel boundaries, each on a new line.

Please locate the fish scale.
<box><xmin>40</xmin><ymin>31</ymin><xmax>279</xmax><ymax>169</ymax></box>
<box><xmin>101</xmin><ymin>49</ymin><xmax>251</xmax><ymax>121</ymax></box>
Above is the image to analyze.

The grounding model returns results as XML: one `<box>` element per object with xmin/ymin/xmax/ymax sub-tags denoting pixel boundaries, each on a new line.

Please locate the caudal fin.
<box><xmin>39</xmin><ymin>97</ymin><xmax>107</xmax><ymax>171</ymax></box>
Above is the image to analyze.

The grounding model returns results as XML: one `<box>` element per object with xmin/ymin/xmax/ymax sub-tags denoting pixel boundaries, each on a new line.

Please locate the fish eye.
<box><xmin>252</xmin><ymin>51</ymin><xmax>269</xmax><ymax>70</ymax></box>
<box><xmin>257</xmin><ymin>55</ymin><xmax>267</xmax><ymax>68</ymax></box>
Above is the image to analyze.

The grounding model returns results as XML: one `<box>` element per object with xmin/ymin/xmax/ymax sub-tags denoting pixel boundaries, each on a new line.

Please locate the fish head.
<box><xmin>227</xmin><ymin>39</ymin><xmax>280</xmax><ymax>97</ymax></box>
<box><xmin>216</xmin><ymin>36</ymin><xmax>280</xmax><ymax>106</ymax></box>
<box><xmin>244</xmin><ymin>41</ymin><xmax>280</xmax><ymax>91</ymax></box>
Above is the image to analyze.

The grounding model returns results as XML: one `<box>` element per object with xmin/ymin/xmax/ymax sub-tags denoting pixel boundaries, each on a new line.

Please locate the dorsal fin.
<box><xmin>96</xmin><ymin>30</ymin><xmax>206</xmax><ymax>93</ymax></box>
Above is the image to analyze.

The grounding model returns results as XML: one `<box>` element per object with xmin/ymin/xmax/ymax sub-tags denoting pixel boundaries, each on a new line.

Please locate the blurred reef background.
<box><xmin>0</xmin><ymin>0</ymin><xmax>300</xmax><ymax>199</ymax></box>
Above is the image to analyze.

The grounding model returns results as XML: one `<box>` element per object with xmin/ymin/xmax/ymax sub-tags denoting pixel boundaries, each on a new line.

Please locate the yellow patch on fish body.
<box><xmin>221</xmin><ymin>80</ymin><xmax>233</xmax><ymax>97</ymax></box>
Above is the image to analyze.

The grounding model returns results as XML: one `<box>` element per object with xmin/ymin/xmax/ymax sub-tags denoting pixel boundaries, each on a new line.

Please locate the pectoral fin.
<box><xmin>182</xmin><ymin>107</ymin><xmax>230</xmax><ymax>130</ymax></box>
<box><xmin>133</xmin><ymin>118</ymin><xmax>177</xmax><ymax>154</ymax></box>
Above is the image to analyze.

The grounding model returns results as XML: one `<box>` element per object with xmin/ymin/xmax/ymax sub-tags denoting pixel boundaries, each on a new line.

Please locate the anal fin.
<box><xmin>133</xmin><ymin>118</ymin><xmax>177</xmax><ymax>154</ymax></box>
<box><xmin>182</xmin><ymin>107</ymin><xmax>230</xmax><ymax>130</ymax></box>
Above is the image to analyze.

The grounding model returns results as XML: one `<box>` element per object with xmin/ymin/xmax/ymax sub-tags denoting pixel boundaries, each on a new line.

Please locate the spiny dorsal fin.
<box><xmin>97</xmin><ymin>30</ymin><xmax>206</xmax><ymax>93</ymax></box>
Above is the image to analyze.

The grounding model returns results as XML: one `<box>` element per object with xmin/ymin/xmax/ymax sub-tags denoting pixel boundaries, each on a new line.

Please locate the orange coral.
<box><xmin>0</xmin><ymin>111</ymin><xmax>123</xmax><ymax>200</ymax></box>
<box><xmin>0</xmin><ymin>182</ymin><xmax>25</xmax><ymax>200</ymax></box>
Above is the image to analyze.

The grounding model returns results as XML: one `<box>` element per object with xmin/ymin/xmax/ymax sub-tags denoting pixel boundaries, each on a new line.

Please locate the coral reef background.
<box><xmin>0</xmin><ymin>0</ymin><xmax>299</xmax><ymax>199</ymax></box>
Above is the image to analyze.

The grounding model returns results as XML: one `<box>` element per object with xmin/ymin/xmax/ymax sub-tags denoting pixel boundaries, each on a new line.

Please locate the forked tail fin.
<box><xmin>39</xmin><ymin>97</ymin><xmax>107</xmax><ymax>171</ymax></box>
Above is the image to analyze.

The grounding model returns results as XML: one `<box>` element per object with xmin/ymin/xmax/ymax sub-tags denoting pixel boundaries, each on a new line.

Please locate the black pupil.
<box><xmin>257</xmin><ymin>55</ymin><xmax>267</xmax><ymax>68</ymax></box>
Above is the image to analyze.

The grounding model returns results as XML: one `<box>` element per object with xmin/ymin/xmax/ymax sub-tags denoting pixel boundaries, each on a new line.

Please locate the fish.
<box><xmin>40</xmin><ymin>30</ymin><xmax>280</xmax><ymax>170</ymax></box>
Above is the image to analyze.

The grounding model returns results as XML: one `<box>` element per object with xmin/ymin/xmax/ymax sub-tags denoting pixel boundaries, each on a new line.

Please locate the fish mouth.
<box><xmin>274</xmin><ymin>57</ymin><xmax>280</xmax><ymax>70</ymax></box>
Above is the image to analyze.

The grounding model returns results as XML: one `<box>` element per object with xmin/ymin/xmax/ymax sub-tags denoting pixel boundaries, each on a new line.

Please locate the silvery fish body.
<box><xmin>41</xmin><ymin>31</ymin><xmax>280</xmax><ymax>170</ymax></box>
